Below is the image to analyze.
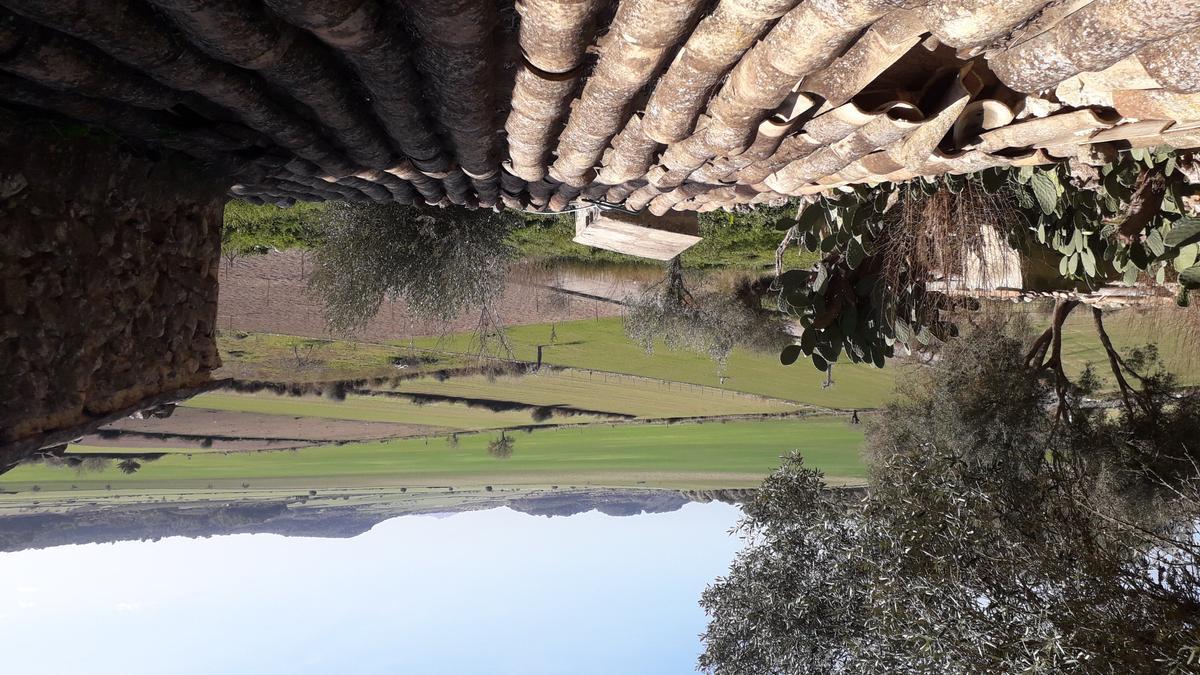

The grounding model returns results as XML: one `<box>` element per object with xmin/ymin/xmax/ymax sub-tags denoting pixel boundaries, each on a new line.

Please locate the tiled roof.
<box><xmin>2</xmin><ymin>0</ymin><xmax>1198</xmax><ymax>211</ymax></box>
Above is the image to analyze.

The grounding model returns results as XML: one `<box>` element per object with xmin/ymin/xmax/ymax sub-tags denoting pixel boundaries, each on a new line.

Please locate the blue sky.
<box><xmin>0</xmin><ymin>502</ymin><xmax>744</xmax><ymax>675</ymax></box>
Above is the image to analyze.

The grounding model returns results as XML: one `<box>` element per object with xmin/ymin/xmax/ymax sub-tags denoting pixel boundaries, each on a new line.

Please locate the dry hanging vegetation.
<box><xmin>777</xmin><ymin>177</ymin><xmax>1020</xmax><ymax>372</ymax></box>
<box><xmin>880</xmin><ymin>182</ymin><xmax>1022</xmax><ymax>300</ymax></box>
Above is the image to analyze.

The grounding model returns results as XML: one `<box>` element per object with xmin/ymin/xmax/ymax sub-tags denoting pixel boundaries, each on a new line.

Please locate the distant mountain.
<box><xmin>0</xmin><ymin>488</ymin><xmax>753</xmax><ymax>552</ymax></box>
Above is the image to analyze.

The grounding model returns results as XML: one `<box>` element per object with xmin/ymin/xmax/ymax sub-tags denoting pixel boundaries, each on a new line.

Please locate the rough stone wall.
<box><xmin>0</xmin><ymin>109</ymin><xmax>225</xmax><ymax>458</ymax></box>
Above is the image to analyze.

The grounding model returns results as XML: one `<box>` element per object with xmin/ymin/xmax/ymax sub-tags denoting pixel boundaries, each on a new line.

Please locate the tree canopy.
<box><xmin>308</xmin><ymin>202</ymin><xmax>517</xmax><ymax>332</ymax></box>
<box><xmin>624</xmin><ymin>257</ymin><xmax>788</xmax><ymax>368</ymax></box>
<box><xmin>700</xmin><ymin>320</ymin><xmax>1200</xmax><ymax>674</ymax></box>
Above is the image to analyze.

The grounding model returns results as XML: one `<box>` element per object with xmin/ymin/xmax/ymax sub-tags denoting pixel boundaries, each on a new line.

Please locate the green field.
<box><xmin>19</xmin><ymin>306</ymin><xmax>1186</xmax><ymax>507</ymax></box>
<box><xmin>380</xmin><ymin>369</ymin><xmax>801</xmax><ymax>418</ymax></box>
<box><xmin>413</xmin><ymin>317</ymin><xmax>901</xmax><ymax>409</ymax></box>
<box><xmin>509</xmin><ymin>208</ymin><xmax>818</xmax><ymax>270</ymax></box>
<box><xmin>216</xmin><ymin>331</ymin><xmax>463</xmax><ymax>382</ymax></box>
<box><xmin>183</xmin><ymin>391</ymin><xmax>607</xmax><ymax>430</ymax></box>
<box><xmin>1057</xmin><ymin>307</ymin><xmax>1200</xmax><ymax>387</ymax></box>
<box><xmin>408</xmin><ymin>307</ymin><xmax>1200</xmax><ymax>409</ymax></box>
<box><xmin>0</xmin><ymin>418</ymin><xmax>866</xmax><ymax>493</ymax></box>
<box><xmin>224</xmin><ymin>200</ymin><xmax>815</xmax><ymax>272</ymax></box>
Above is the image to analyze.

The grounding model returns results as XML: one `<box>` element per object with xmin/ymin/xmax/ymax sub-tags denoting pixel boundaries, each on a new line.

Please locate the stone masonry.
<box><xmin>0</xmin><ymin>109</ymin><xmax>225</xmax><ymax>464</ymax></box>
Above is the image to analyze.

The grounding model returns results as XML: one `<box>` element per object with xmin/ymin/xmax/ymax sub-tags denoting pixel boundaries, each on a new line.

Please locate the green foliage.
<box><xmin>486</xmin><ymin>432</ymin><xmax>514</xmax><ymax>459</ymax></box>
<box><xmin>116</xmin><ymin>458</ymin><xmax>141</xmax><ymax>474</ymax></box>
<box><xmin>413</xmin><ymin>316</ymin><xmax>900</xmax><ymax>409</ymax></box>
<box><xmin>624</xmin><ymin>260</ymin><xmax>789</xmax><ymax>367</ymax></box>
<box><xmin>223</xmin><ymin>195</ymin><xmax>817</xmax><ymax>275</ymax></box>
<box><xmin>701</xmin><ymin>323</ymin><xmax>1200</xmax><ymax>674</ymax></box>
<box><xmin>691</xmin><ymin>205</ymin><xmax>818</xmax><ymax>270</ymax></box>
<box><xmin>774</xmin><ymin>148</ymin><xmax>1200</xmax><ymax>373</ymax></box>
<box><xmin>504</xmin><ymin>212</ymin><xmax>647</xmax><ymax>266</ymax></box>
<box><xmin>222</xmin><ymin>200</ymin><xmax>327</xmax><ymax>255</ymax></box>
<box><xmin>775</xmin><ymin>183</ymin><xmax>968</xmax><ymax>372</ymax></box>
<box><xmin>4</xmin><ymin>419</ymin><xmax>868</xmax><ymax>491</ymax></box>
<box><xmin>308</xmin><ymin>203</ymin><xmax>518</xmax><ymax>332</ymax></box>
<box><xmin>1005</xmin><ymin>149</ymin><xmax>1200</xmax><ymax>292</ymax></box>
<box><xmin>698</xmin><ymin>455</ymin><xmax>863</xmax><ymax>675</ymax></box>
<box><xmin>506</xmin><ymin>205</ymin><xmax>816</xmax><ymax>271</ymax></box>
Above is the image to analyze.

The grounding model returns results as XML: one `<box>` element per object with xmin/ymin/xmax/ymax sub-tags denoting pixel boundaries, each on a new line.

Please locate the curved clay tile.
<box><xmin>719</xmin><ymin>117</ymin><xmax>799</xmax><ymax>177</ymax></box>
<box><xmin>677</xmin><ymin>0</ymin><xmax>906</xmax><ymax>175</ymax></box>
<box><xmin>800</xmin><ymin>9</ymin><xmax>926</xmax><ymax>107</ymax></box>
<box><xmin>467</xmin><ymin>170</ymin><xmax>501</xmax><ymax>209</ymax></box>
<box><xmin>355</xmin><ymin>169</ymin><xmax>419</xmax><ymax>204</ymax></box>
<box><xmin>647</xmin><ymin>183</ymin><xmax>707</xmax><ymax>215</ymax></box>
<box><xmin>384</xmin><ymin>160</ymin><xmax>446</xmax><ymax>204</ymax></box>
<box><xmin>952</xmin><ymin>99</ymin><xmax>1016</xmax><ymax>147</ymax></box>
<box><xmin>10</xmin><ymin>0</ymin><xmax>1200</xmax><ymax>212</ymax></box>
<box><xmin>700</xmin><ymin>0</ymin><xmax>907</xmax><ymax>147</ymax></box>
<box><xmin>1004</xmin><ymin>148</ymin><xmax>1058</xmax><ymax>167</ymax></box>
<box><xmin>660</xmin><ymin>128</ymin><xmax>721</xmax><ymax>173</ymax></box>
<box><xmin>1053</xmin><ymin>56</ymin><xmax>1161</xmax><ymax>108</ymax></box>
<box><xmin>886</xmin><ymin>74</ymin><xmax>970</xmax><ymax>167</ymax></box>
<box><xmin>399</xmin><ymin>0</ymin><xmax>501</xmax><ymax>176</ymax></box>
<box><xmin>1089</xmin><ymin>120</ymin><xmax>1175</xmax><ymax>144</ymax></box>
<box><xmin>516</xmin><ymin>0</ymin><xmax>605</xmax><ymax>74</ymax></box>
<box><xmin>1111</xmin><ymin>89</ymin><xmax>1200</xmax><ymax>122</ymax></box>
<box><xmin>1161</xmin><ymin>127</ymin><xmax>1200</xmax><ymax>148</ymax></box>
<box><xmin>263</xmin><ymin>0</ymin><xmax>447</xmax><ymax>169</ymax></box>
<box><xmin>734</xmin><ymin>134</ymin><xmax>823</xmax><ymax>184</ymax></box>
<box><xmin>988</xmin><ymin>0</ymin><xmax>1200</xmax><ymax>93</ymax></box>
<box><xmin>0</xmin><ymin>72</ymin><xmax>266</xmax><ymax>178</ymax></box>
<box><xmin>597</xmin><ymin>114</ymin><xmax>661</xmax><ymax>185</ymax></box>
<box><xmin>766</xmin><ymin>105</ymin><xmax>924</xmax><ymax>194</ymax></box>
<box><xmin>552</xmin><ymin>0</ymin><xmax>707</xmax><ymax>181</ymax></box>
<box><xmin>976</xmin><ymin>109</ymin><xmax>1119</xmax><ymax>153</ymax></box>
<box><xmin>144</xmin><ymin>0</ymin><xmax>396</xmax><ymax>169</ymax></box>
<box><xmin>918</xmin><ymin>0</ymin><xmax>1051</xmax><ymax>48</ymax></box>
<box><xmin>528</xmin><ymin>178</ymin><xmax>555</xmax><ymax>208</ymax></box>
<box><xmin>605</xmin><ymin>180</ymin><xmax>644</xmax><ymax>203</ymax></box>
<box><xmin>275</xmin><ymin>169</ymin><xmax>368</xmax><ymax>201</ymax></box>
<box><xmin>803</xmin><ymin>103</ymin><xmax>880</xmax><ymax>143</ymax></box>
<box><xmin>498</xmin><ymin>165</ymin><xmax>528</xmax><ymax>200</ymax></box>
<box><xmin>625</xmin><ymin>183</ymin><xmax>663</xmax><ymax>211</ymax></box>
<box><xmin>912</xmin><ymin>149</ymin><xmax>1005</xmax><ymax>177</ymax></box>
<box><xmin>5</xmin><ymin>0</ymin><xmax>358</xmax><ymax>176</ymax></box>
<box><xmin>641</xmin><ymin>0</ymin><xmax>799</xmax><ymax>144</ymax></box>
<box><xmin>506</xmin><ymin>63</ymin><xmax>581</xmax><ymax>181</ymax></box>
<box><xmin>0</xmin><ymin>12</ymin><xmax>193</xmax><ymax>112</ymax></box>
<box><xmin>1136</xmin><ymin>28</ymin><xmax>1200</xmax><ymax>93</ymax></box>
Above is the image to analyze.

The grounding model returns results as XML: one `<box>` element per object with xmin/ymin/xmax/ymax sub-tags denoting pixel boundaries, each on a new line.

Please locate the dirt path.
<box><xmin>217</xmin><ymin>251</ymin><xmax>625</xmax><ymax>342</ymax></box>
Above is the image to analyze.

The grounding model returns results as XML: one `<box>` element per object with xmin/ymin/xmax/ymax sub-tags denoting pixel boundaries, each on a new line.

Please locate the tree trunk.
<box><xmin>1117</xmin><ymin>169</ymin><xmax>1166</xmax><ymax>243</ymax></box>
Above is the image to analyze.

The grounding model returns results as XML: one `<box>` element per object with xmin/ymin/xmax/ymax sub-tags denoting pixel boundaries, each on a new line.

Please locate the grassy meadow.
<box><xmin>0</xmin><ymin>418</ymin><xmax>867</xmax><ymax>493</ymax></box>
<box><xmin>413</xmin><ymin>317</ymin><xmax>901</xmax><ymax>409</ymax></box>
<box><xmin>182</xmin><ymin>391</ymin><xmax>609</xmax><ymax>429</ymax></box>
<box><xmin>1056</xmin><ymin>306</ymin><xmax>1200</xmax><ymax>387</ymax></box>
<box><xmin>215</xmin><ymin>331</ymin><xmax>464</xmax><ymax>382</ymax></box>
<box><xmin>373</xmin><ymin>369</ymin><xmax>802</xmax><ymax>418</ymax></box>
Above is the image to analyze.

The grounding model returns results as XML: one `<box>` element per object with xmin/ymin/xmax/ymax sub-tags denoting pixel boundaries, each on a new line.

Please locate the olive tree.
<box><xmin>700</xmin><ymin>320</ymin><xmax>1200</xmax><ymax>674</ymax></box>
<box><xmin>624</xmin><ymin>257</ymin><xmax>788</xmax><ymax>367</ymax></box>
<box><xmin>308</xmin><ymin>203</ymin><xmax>517</xmax><ymax>333</ymax></box>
